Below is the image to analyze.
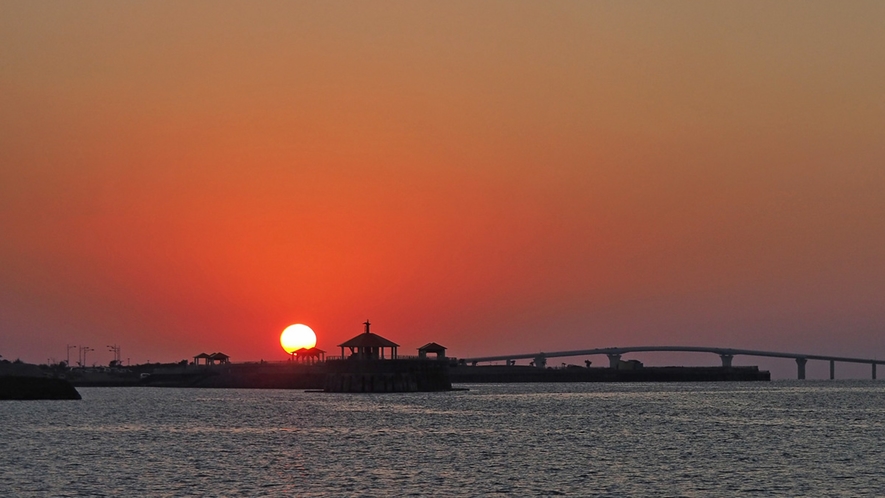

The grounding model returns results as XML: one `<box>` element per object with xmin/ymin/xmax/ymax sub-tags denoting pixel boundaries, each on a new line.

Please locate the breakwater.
<box><xmin>449</xmin><ymin>365</ymin><xmax>770</xmax><ymax>383</ymax></box>
<box><xmin>67</xmin><ymin>360</ymin><xmax>453</xmax><ymax>391</ymax></box>
<box><xmin>67</xmin><ymin>362</ymin><xmax>769</xmax><ymax>389</ymax></box>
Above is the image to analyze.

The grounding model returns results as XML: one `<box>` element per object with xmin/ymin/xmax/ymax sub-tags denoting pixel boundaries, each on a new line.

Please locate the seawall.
<box><xmin>67</xmin><ymin>362</ymin><xmax>770</xmax><ymax>389</ymax></box>
<box><xmin>449</xmin><ymin>365</ymin><xmax>770</xmax><ymax>383</ymax></box>
<box><xmin>324</xmin><ymin>358</ymin><xmax>452</xmax><ymax>392</ymax></box>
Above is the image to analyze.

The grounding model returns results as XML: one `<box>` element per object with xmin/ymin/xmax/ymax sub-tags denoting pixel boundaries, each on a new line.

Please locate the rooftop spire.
<box><xmin>364</xmin><ymin>319</ymin><xmax>371</xmax><ymax>334</ymax></box>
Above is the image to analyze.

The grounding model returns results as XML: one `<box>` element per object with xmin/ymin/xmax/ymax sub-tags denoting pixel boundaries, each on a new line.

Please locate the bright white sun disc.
<box><xmin>280</xmin><ymin>324</ymin><xmax>317</xmax><ymax>354</ymax></box>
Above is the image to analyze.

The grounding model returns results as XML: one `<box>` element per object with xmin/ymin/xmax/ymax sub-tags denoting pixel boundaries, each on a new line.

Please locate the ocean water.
<box><xmin>2</xmin><ymin>381</ymin><xmax>884</xmax><ymax>497</ymax></box>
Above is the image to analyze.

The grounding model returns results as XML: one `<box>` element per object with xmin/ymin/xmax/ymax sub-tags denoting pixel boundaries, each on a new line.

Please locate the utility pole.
<box><xmin>66</xmin><ymin>344</ymin><xmax>77</xmax><ymax>365</ymax></box>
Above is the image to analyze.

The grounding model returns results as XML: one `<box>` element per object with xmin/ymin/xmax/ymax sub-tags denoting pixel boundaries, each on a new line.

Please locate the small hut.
<box><xmin>338</xmin><ymin>320</ymin><xmax>399</xmax><ymax>360</ymax></box>
<box><xmin>418</xmin><ymin>342</ymin><xmax>447</xmax><ymax>360</ymax></box>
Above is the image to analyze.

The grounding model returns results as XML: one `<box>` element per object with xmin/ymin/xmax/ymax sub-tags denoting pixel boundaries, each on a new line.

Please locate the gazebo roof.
<box><xmin>418</xmin><ymin>342</ymin><xmax>447</xmax><ymax>353</ymax></box>
<box><xmin>209</xmin><ymin>352</ymin><xmax>229</xmax><ymax>360</ymax></box>
<box><xmin>194</xmin><ymin>352</ymin><xmax>211</xmax><ymax>359</ymax></box>
<box><xmin>339</xmin><ymin>332</ymin><xmax>399</xmax><ymax>348</ymax></box>
<box><xmin>338</xmin><ymin>320</ymin><xmax>399</xmax><ymax>348</ymax></box>
<box><xmin>293</xmin><ymin>347</ymin><xmax>326</xmax><ymax>356</ymax></box>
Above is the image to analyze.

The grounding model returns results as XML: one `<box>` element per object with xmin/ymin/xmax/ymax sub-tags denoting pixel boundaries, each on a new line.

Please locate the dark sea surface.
<box><xmin>2</xmin><ymin>381</ymin><xmax>885</xmax><ymax>497</ymax></box>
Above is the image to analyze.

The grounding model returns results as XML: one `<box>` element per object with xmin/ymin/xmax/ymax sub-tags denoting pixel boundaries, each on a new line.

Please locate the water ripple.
<box><xmin>2</xmin><ymin>382</ymin><xmax>885</xmax><ymax>495</ymax></box>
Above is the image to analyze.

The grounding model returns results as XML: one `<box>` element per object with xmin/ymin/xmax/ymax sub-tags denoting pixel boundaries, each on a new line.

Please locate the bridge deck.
<box><xmin>463</xmin><ymin>346</ymin><xmax>885</xmax><ymax>365</ymax></box>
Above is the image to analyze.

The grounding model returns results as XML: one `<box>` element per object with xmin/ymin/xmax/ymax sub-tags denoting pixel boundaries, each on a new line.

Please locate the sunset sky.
<box><xmin>2</xmin><ymin>1</ymin><xmax>883</xmax><ymax>378</ymax></box>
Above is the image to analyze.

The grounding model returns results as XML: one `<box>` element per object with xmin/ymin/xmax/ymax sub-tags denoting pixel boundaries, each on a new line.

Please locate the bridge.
<box><xmin>461</xmin><ymin>346</ymin><xmax>885</xmax><ymax>380</ymax></box>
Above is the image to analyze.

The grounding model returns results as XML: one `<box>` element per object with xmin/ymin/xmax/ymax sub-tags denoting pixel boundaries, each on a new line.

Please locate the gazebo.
<box><xmin>208</xmin><ymin>352</ymin><xmax>230</xmax><ymax>365</ymax></box>
<box><xmin>338</xmin><ymin>320</ymin><xmax>399</xmax><ymax>360</ymax></box>
<box><xmin>291</xmin><ymin>347</ymin><xmax>326</xmax><ymax>365</ymax></box>
<box><xmin>193</xmin><ymin>352</ymin><xmax>212</xmax><ymax>366</ymax></box>
<box><xmin>418</xmin><ymin>342</ymin><xmax>447</xmax><ymax>360</ymax></box>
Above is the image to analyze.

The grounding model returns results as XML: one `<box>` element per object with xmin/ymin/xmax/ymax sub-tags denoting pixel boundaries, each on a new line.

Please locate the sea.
<box><xmin>2</xmin><ymin>381</ymin><xmax>884</xmax><ymax>497</ymax></box>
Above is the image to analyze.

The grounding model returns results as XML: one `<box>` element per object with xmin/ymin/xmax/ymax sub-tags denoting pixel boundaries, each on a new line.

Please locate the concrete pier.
<box><xmin>720</xmin><ymin>354</ymin><xmax>734</xmax><ymax>368</ymax></box>
<box><xmin>324</xmin><ymin>359</ymin><xmax>451</xmax><ymax>392</ymax></box>
<box><xmin>830</xmin><ymin>360</ymin><xmax>835</xmax><ymax>380</ymax></box>
<box><xmin>607</xmin><ymin>354</ymin><xmax>621</xmax><ymax>369</ymax></box>
<box><xmin>874</xmin><ymin>363</ymin><xmax>877</xmax><ymax>380</ymax></box>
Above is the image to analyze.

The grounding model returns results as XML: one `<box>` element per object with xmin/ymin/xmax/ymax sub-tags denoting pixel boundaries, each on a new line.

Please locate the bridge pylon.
<box><xmin>607</xmin><ymin>354</ymin><xmax>621</xmax><ymax>369</ymax></box>
<box><xmin>796</xmin><ymin>357</ymin><xmax>808</xmax><ymax>380</ymax></box>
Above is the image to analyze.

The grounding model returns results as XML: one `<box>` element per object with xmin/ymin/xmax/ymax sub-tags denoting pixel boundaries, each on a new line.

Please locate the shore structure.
<box><xmin>337</xmin><ymin>320</ymin><xmax>399</xmax><ymax>360</ymax></box>
<box><xmin>0</xmin><ymin>361</ymin><xmax>81</xmax><ymax>400</ymax></box>
<box><xmin>290</xmin><ymin>347</ymin><xmax>325</xmax><ymax>365</ymax></box>
<box><xmin>324</xmin><ymin>320</ymin><xmax>453</xmax><ymax>392</ymax></box>
<box><xmin>448</xmin><ymin>364</ymin><xmax>770</xmax><ymax>383</ymax></box>
<box><xmin>58</xmin><ymin>326</ymin><xmax>778</xmax><ymax>389</ymax></box>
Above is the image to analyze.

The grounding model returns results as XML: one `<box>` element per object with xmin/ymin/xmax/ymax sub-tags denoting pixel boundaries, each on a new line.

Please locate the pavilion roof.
<box><xmin>209</xmin><ymin>352</ymin><xmax>230</xmax><ymax>360</ymax></box>
<box><xmin>338</xmin><ymin>332</ymin><xmax>399</xmax><ymax>348</ymax></box>
<box><xmin>194</xmin><ymin>352</ymin><xmax>211</xmax><ymax>359</ymax></box>
<box><xmin>417</xmin><ymin>342</ymin><xmax>447</xmax><ymax>352</ymax></box>
<box><xmin>294</xmin><ymin>347</ymin><xmax>326</xmax><ymax>356</ymax></box>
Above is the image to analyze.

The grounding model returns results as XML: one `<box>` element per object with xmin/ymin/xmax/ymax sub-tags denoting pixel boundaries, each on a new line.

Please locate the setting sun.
<box><xmin>280</xmin><ymin>324</ymin><xmax>317</xmax><ymax>354</ymax></box>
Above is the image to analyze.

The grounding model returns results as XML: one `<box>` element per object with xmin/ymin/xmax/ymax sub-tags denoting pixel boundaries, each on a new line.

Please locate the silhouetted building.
<box><xmin>338</xmin><ymin>320</ymin><xmax>399</xmax><ymax>360</ymax></box>
<box><xmin>291</xmin><ymin>347</ymin><xmax>325</xmax><ymax>365</ymax></box>
<box><xmin>417</xmin><ymin>342</ymin><xmax>447</xmax><ymax>360</ymax></box>
<box><xmin>193</xmin><ymin>353</ymin><xmax>212</xmax><ymax>366</ymax></box>
<box><xmin>208</xmin><ymin>352</ymin><xmax>230</xmax><ymax>365</ymax></box>
<box><xmin>325</xmin><ymin>320</ymin><xmax>452</xmax><ymax>392</ymax></box>
<box><xmin>616</xmin><ymin>359</ymin><xmax>643</xmax><ymax>370</ymax></box>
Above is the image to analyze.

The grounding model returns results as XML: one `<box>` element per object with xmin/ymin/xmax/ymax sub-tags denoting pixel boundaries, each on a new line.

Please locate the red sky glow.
<box><xmin>2</xmin><ymin>1</ymin><xmax>884</xmax><ymax>378</ymax></box>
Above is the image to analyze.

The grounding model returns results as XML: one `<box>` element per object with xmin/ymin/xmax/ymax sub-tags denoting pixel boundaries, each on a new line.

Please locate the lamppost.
<box><xmin>79</xmin><ymin>346</ymin><xmax>94</xmax><ymax>367</ymax></box>
<box><xmin>66</xmin><ymin>344</ymin><xmax>77</xmax><ymax>366</ymax></box>
<box><xmin>107</xmin><ymin>344</ymin><xmax>121</xmax><ymax>365</ymax></box>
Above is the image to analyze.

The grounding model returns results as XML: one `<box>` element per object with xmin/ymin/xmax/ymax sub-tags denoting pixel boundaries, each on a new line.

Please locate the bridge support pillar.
<box><xmin>719</xmin><ymin>354</ymin><xmax>734</xmax><ymax>368</ymax></box>
<box><xmin>533</xmin><ymin>355</ymin><xmax>547</xmax><ymax>369</ymax></box>
<box><xmin>607</xmin><ymin>354</ymin><xmax>622</xmax><ymax>369</ymax></box>
<box><xmin>796</xmin><ymin>357</ymin><xmax>807</xmax><ymax>380</ymax></box>
<box><xmin>874</xmin><ymin>364</ymin><xmax>877</xmax><ymax>380</ymax></box>
<box><xmin>830</xmin><ymin>360</ymin><xmax>835</xmax><ymax>380</ymax></box>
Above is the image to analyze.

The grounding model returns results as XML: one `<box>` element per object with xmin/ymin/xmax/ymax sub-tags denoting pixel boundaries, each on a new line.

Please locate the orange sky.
<box><xmin>2</xmin><ymin>1</ymin><xmax>884</xmax><ymax>378</ymax></box>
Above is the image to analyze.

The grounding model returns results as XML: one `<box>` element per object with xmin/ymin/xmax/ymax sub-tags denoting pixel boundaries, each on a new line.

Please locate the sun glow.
<box><xmin>280</xmin><ymin>324</ymin><xmax>317</xmax><ymax>354</ymax></box>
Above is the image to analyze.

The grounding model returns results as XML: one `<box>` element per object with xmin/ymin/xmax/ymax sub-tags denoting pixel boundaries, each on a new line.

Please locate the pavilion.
<box><xmin>338</xmin><ymin>320</ymin><xmax>399</xmax><ymax>360</ymax></box>
<box><xmin>193</xmin><ymin>352</ymin><xmax>212</xmax><ymax>366</ymax></box>
<box><xmin>209</xmin><ymin>352</ymin><xmax>230</xmax><ymax>365</ymax></box>
<box><xmin>193</xmin><ymin>352</ymin><xmax>230</xmax><ymax>365</ymax></box>
<box><xmin>291</xmin><ymin>347</ymin><xmax>326</xmax><ymax>365</ymax></box>
<box><xmin>418</xmin><ymin>342</ymin><xmax>447</xmax><ymax>360</ymax></box>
